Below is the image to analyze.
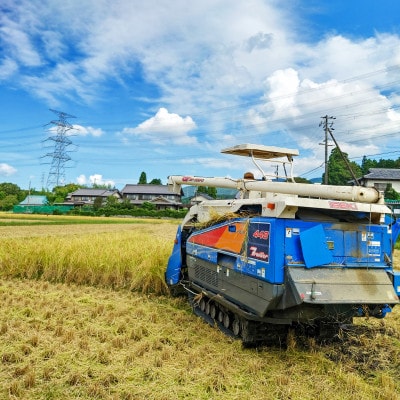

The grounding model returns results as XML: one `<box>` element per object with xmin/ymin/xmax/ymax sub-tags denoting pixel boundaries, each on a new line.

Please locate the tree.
<box><xmin>207</xmin><ymin>186</ymin><xmax>217</xmax><ymax>199</ymax></box>
<box><xmin>50</xmin><ymin>183</ymin><xmax>82</xmax><ymax>204</ymax></box>
<box><xmin>361</xmin><ymin>156</ymin><xmax>377</xmax><ymax>175</ymax></box>
<box><xmin>141</xmin><ymin>201</ymin><xmax>156</xmax><ymax>211</ymax></box>
<box><xmin>360</xmin><ymin>156</ymin><xmax>400</xmax><ymax>174</ymax></box>
<box><xmin>93</xmin><ymin>182</ymin><xmax>113</xmax><ymax>189</ymax></box>
<box><xmin>384</xmin><ymin>184</ymin><xmax>400</xmax><ymax>200</ymax></box>
<box><xmin>149</xmin><ymin>178</ymin><xmax>162</xmax><ymax>185</ymax></box>
<box><xmin>0</xmin><ymin>182</ymin><xmax>21</xmax><ymax>196</ymax></box>
<box><xmin>106</xmin><ymin>196</ymin><xmax>119</xmax><ymax>207</ymax></box>
<box><xmin>322</xmin><ymin>147</ymin><xmax>362</xmax><ymax>186</ymax></box>
<box><xmin>93</xmin><ymin>196</ymin><xmax>104</xmax><ymax>210</ymax></box>
<box><xmin>139</xmin><ymin>172</ymin><xmax>147</xmax><ymax>184</ymax></box>
<box><xmin>0</xmin><ymin>194</ymin><xmax>18</xmax><ymax>211</ymax></box>
<box><xmin>0</xmin><ymin>182</ymin><xmax>25</xmax><ymax>202</ymax></box>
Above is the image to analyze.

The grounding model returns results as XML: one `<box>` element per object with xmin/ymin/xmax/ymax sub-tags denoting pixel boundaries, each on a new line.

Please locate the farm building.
<box><xmin>13</xmin><ymin>195</ymin><xmax>74</xmax><ymax>214</ymax></box>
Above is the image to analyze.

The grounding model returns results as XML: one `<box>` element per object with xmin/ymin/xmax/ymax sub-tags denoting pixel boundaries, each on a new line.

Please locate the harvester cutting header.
<box><xmin>165</xmin><ymin>143</ymin><xmax>400</xmax><ymax>345</ymax></box>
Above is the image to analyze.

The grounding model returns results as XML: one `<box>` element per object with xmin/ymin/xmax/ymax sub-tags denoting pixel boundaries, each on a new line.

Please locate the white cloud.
<box><xmin>244</xmin><ymin>32</ymin><xmax>273</xmax><ymax>52</ymax></box>
<box><xmin>122</xmin><ymin>108</ymin><xmax>197</xmax><ymax>145</ymax></box>
<box><xmin>76</xmin><ymin>174</ymin><xmax>115</xmax><ymax>187</ymax></box>
<box><xmin>180</xmin><ymin>157</ymin><xmax>233</xmax><ymax>169</ymax></box>
<box><xmin>73</xmin><ymin>125</ymin><xmax>104</xmax><ymax>137</ymax></box>
<box><xmin>0</xmin><ymin>163</ymin><xmax>17</xmax><ymax>176</ymax></box>
<box><xmin>0</xmin><ymin>17</ymin><xmax>42</xmax><ymax>67</ymax></box>
<box><xmin>2</xmin><ymin>0</ymin><xmax>400</xmax><ymax>181</ymax></box>
<box><xmin>265</xmin><ymin>68</ymin><xmax>301</xmax><ymax>118</ymax></box>
<box><xmin>76</xmin><ymin>174</ymin><xmax>87</xmax><ymax>185</ymax></box>
<box><xmin>0</xmin><ymin>58</ymin><xmax>18</xmax><ymax>79</ymax></box>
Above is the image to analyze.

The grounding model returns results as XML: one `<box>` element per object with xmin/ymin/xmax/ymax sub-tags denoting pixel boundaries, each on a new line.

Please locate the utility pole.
<box><xmin>42</xmin><ymin>109</ymin><xmax>76</xmax><ymax>189</ymax></box>
<box><xmin>319</xmin><ymin>115</ymin><xmax>360</xmax><ymax>186</ymax></box>
<box><xmin>319</xmin><ymin>115</ymin><xmax>335</xmax><ymax>184</ymax></box>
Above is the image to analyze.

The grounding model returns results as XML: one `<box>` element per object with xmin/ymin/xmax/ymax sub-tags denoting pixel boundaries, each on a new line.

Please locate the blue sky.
<box><xmin>0</xmin><ymin>0</ymin><xmax>399</xmax><ymax>190</ymax></box>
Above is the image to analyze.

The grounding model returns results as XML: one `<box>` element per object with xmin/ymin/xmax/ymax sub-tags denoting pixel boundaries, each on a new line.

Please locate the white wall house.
<box><xmin>359</xmin><ymin>168</ymin><xmax>400</xmax><ymax>192</ymax></box>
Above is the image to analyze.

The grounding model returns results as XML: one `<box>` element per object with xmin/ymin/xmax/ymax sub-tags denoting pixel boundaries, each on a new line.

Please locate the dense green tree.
<box><xmin>50</xmin><ymin>183</ymin><xmax>82</xmax><ymax>204</ymax></box>
<box><xmin>377</xmin><ymin>158</ymin><xmax>398</xmax><ymax>169</ymax></box>
<box><xmin>207</xmin><ymin>186</ymin><xmax>217</xmax><ymax>199</ymax></box>
<box><xmin>361</xmin><ymin>156</ymin><xmax>400</xmax><ymax>174</ymax></box>
<box><xmin>361</xmin><ymin>156</ymin><xmax>377</xmax><ymax>175</ymax></box>
<box><xmin>92</xmin><ymin>182</ymin><xmax>113</xmax><ymax>189</ymax></box>
<box><xmin>322</xmin><ymin>148</ymin><xmax>362</xmax><ymax>185</ymax></box>
<box><xmin>384</xmin><ymin>184</ymin><xmax>400</xmax><ymax>200</ymax></box>
<box><xmin>149</xmin><ymin>178</ymin><xmax>162</xmax><ymax>185</ymax></box>
<box><xmin>141</xmin><ymin>201</ymin><xmax>156</xmax><ymax>211</ymax></box>
<box><xmin>0</xmin><ymin>182</ymin><xmax>25</xmax><ymax>202</ymax></box>
<box><xmin>106</xmin><ymin>196</ymin><xmax>119</xmax><ymax>207</ymax></box>
<box><xmin>0</xmin><ymin>182</ymin><xmax>21</xmax><ymax>196</ymax></box>
<box><xmin>139</xmin><ymin>172</ymin><xmax>147</xmax><ymax>184</ymax></box>
<box><xmin>0</xmin><ymin>194</ymin><xmax>18</xmax><ymax>211</ymax></box>
<box><xmin>93</xmin><ymin>196</ymin><xmax>104</xmax><ymax>210</ymax></box>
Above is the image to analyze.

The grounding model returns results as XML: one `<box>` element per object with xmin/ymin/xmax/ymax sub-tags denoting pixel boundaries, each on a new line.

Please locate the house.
<box><xmin>67</xmin><ymin>188</ymin><xmax>122</xmax><ymax>206</ymax></box>
<box><xmin>355</xmin><ymin>168</ymin><xmax>400</xmax><ymax>215</ymax></box>
<box><xmin>358</xmin><ymin>168</ymin><xmax>400</xmax><ymax>192</ymax></box>
<box><xmin>189</xmin><ymin>193</ymin><xmax>214</xmax><ymax>206</ymax></box>
<box><xmin>120</xmin><ymin>184</ymin><xmax>183</xmax><ymax>210</ymax></box>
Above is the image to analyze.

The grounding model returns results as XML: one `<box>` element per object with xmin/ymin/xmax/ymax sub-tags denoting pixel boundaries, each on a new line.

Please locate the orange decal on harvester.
<box><xmin>189</xmin><ymin>222</ymin><xmax>247</xmax><ymax>254</ymax></box>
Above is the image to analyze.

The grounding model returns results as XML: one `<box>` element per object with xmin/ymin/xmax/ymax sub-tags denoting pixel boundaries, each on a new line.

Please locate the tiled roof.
<box><xmin>363</xmin><ymin>168</ymin><xmax>400</xmax><ymax>180</ymax></box>
<box><xmin>121</xmin><ymin>184</ymin><xmax>178</xmax><ymax>195</ymax></box>
<box><xmin>71</xmin><ymin>189</ymin><xmax>120</xmax><ymax>197</ymax></box>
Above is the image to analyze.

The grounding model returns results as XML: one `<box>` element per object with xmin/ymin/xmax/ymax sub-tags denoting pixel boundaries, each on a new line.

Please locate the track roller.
<box><xmin>223</xmin><ymin>313</ymin><xmax>230</xmax><ymax>329</ymax></box>
<box><xmin>210</xmin><ymin>303</ymin><xmax>217</xmax><ymax>319</ymax></box>
<box><xmin>199</xmin><ymin>298</ymin><xmax>206</xmax><ymax>312</ymax></box>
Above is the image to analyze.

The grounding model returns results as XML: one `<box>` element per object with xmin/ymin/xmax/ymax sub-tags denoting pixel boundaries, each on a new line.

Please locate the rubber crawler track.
<box><xmin>188</xmin><ymin>292</ymin><xmax>288</xmax><ymax>347</ymax></box>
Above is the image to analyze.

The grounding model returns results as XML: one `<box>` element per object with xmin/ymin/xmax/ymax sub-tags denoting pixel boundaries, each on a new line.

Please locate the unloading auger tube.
<box><xmin>167</xmin><ymin>175</ymin><xmax>383</xmax><ymax>204</ymax></box>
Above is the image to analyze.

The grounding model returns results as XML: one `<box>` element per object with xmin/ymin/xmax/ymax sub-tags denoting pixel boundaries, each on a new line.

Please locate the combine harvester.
<box><xmin>165</xmin><ymin>144</ymin><xmax>400</xmax><ymax>345</ymax></box>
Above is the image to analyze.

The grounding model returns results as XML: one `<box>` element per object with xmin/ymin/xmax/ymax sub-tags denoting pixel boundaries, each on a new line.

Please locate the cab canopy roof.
<box><xmin>221</xmin><ymin>143</ymin><xmax>299</xmax><ymax>160</ymax></box>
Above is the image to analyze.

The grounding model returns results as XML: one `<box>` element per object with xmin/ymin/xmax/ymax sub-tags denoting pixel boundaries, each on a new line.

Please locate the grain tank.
<box><xmin>165</xmin><ymin>144</ymin><xmax>400</xmax><ymax>344</ymax></box>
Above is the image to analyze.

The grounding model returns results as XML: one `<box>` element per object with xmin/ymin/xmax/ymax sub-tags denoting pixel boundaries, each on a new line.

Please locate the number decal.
<box><xmin>252</xmin><ymin>230</ymin><xmax>269</xmax><ymax>240</ymax></box>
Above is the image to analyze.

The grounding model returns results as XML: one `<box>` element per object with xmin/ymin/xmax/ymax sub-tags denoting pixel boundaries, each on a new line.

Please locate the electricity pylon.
<box><xmin>42</xmin><ymin>109</ymin><xmax>76</xmax><ymax>189</ymax></box>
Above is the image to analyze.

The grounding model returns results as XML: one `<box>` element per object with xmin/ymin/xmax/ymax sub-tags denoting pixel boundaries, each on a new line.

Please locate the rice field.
<box><xmin>0</xmin><ymin>213</ymin><xmax>399</xmax><ymax>399</ymax></box>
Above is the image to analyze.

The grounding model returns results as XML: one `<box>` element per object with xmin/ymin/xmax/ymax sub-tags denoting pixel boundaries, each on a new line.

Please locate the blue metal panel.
<box><xmin>165</xmin><ymin>226</ymin><xmax>183</xmax><ymax>285</ymax></box>
<box><xmin>392</xmin><ymin>271</ymin><xmax>400</xmax><ymax>296</ymax></box>
<box><xmin>271</xmin><ymin>219</ymin><xmax>285</xmax><ymax>283</ymax></box>
<box><xmin>283</xmin><ymin>222</ymin><xmax>305</xmax><ymax>265</ymax></box>
<box><xmin>300</xmin><ymin>224</ymin><xmax>334</xmax><ymax>268</ymax></box>
<box><xmin>187</xmin><ymin>242</ymin><xmax>218</xmax><ymax>263</ymax></box>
